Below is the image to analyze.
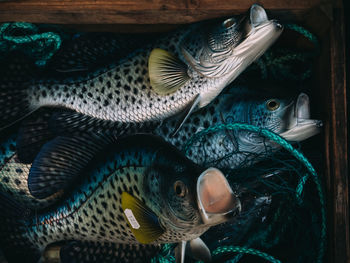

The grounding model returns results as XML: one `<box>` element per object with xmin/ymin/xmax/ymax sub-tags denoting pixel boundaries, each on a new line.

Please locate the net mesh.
<box><xmin>0</xmin><ymin>22</ymin><xmax>325</xmax><ymax>263</ymax></box>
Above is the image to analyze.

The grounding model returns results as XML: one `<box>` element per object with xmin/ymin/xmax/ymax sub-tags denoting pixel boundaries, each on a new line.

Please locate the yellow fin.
<box><xmin>148</xmin><ymin>48</ymin><xmax>190</xmax><ymax>95</ymax></box>
<box><xmin>121</xmin><ymin>192</ymin><xmax>164</xmax><ymax>244</ymax></box>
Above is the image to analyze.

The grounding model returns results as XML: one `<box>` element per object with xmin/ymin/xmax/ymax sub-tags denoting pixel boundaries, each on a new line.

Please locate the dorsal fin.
<box><xmin>28</xmin><ymin>134</ymin><xmax>114</xmax><ymax>199</ymax></box>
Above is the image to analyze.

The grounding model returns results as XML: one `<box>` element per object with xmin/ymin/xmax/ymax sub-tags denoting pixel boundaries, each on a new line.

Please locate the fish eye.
<box><xmin>266</xmin><ymin>99</ymin><xmax>280</xmax><ymax>111</ymax></box>
<box><xmin>174</xmin><ymin>181</ymin><xmax>187</xmax><ymax>198</ymax></box>
<box><xmin>222</xmin><ymin>18</ymin><xmax>236</xmax><ymax>29</ymax></box>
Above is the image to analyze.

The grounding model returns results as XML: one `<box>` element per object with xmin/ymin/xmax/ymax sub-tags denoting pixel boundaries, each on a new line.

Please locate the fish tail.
<box><xmin>0</xmin><ymin>82</ymin><xmax>37</xmax><ymax>131</ymax></box>
<box><xmin>0</xmin><ymin>192</ymin><xmax>40</xmax><ymax>263</ymax></box>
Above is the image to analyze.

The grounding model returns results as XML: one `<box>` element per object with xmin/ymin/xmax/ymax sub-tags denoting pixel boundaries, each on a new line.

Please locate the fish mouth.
<box><xmin>181</xmin><ymin>4</ymin><xmax>282</xmax><ymax>86</ymax></box>
<box><xmin>196</xmin><ymin>168</ymin><xmax>241</xmax><ymax>226</ymax></box>
<box><xmin>232</xmin><ymin>4</ymin><xmax>283</xmax><ymax>59</ymax></box>
<box><xmin>280</xmin><ymin>93</ymin><xmax>323</xmax><ymax>141</ymax></box>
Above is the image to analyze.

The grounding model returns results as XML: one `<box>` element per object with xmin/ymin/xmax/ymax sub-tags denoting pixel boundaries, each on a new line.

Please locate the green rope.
<box><xmin>296</xmin><ymin>174</ymin><xmax>309</xmax><ymax>204</ymax></box>
<box><xmin>212</xmin><ymin>246</ymin><xmax>281</xmax><ymax>263</ymax></box>
<box><xmin>183</xmin><ymin>123</ymin><xmax>326</xmax><ymax>263</ymax></box>
<box><xmin>0</xmin><ymin>22</ymin><xmax>61</xmax><ymax>66</ymax></box>
<box><xmin>285</xmin><ymin>24</ymin><xmax>320</xmax><ymax>52</ymax></box>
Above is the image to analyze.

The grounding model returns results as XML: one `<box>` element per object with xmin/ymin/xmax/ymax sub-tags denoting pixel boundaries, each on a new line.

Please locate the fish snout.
<box><xmin>280</xmin><ymin>93</ymin><xmax>323</xmax><ymax>141</ymax></box>
<box><xmin>249</xmin><ymin>4</ymin><xmax>283</xmax><ymax>31</ymax></box>
<box><xmin>296</xmin><ymin>93</ymin><xmax>311</xmax><ymax>119</ymax></box>
<box><xmin>196</xmin><ymin>168</ymin><xmax>241</xmax><ymax>226</ymax></box>
<box><xmin>250</xmin><ymin>4</ymin><xmax>268</xmax><ymax>27</ymax></box>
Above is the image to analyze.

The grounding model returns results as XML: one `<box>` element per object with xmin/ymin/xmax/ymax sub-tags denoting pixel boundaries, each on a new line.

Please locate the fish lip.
<box><xmin>280</xmin><ymin>118</ymin><xmax>323</xmax><ymax>142</ymax></box>
<box><xmin>196</xmin><ymin>168</ymin><xmax>241</xmax><ymax>226</ymax></box>
<box><xmin>249</xmin><ymin>4</ymin><xmax>283</xmax><ymax>31</ymax></box>
<box><xmin>280</xmin><ymin>93</ymin><xmax>323</xmax><ymax>141</ymax></box>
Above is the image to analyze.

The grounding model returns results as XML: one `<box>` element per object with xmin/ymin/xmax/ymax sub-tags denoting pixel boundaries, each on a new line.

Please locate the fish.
<box><xmin>47</xmin><ymin>32</ymin><xmax>158</xmax><ymax>76</ymax></box>
<box><xmin>48</xmin><ymin>172</ymin><xmax>275</xmax><ymax>263</ymax></box>
<box><xmin>0</xmin><ymin>87</ymin><xmax>321</xmax><ymax>208</ymax></box>
<box><xmin>0</xmin><ymin>134</ymin><xmax>241</xmax><ymax>263</ymax></box>
<box><xmin>42</xmin><ymin>242</ymin><xmax>163</xmax><ymax>263</ymax></box>
<box><xmin>0</xmin><ymin>123</ymin><xmax>109</xmax><ymax>210</ymax></box>
<box><xmin>0</xmin><ymin>4</ymin><xmax>282</xmax><ymax>138</ymax></box>
<box><xmin>154</xmin><ymin>86</ymin><xmax>323</xmax><ymax>169</ymax></box>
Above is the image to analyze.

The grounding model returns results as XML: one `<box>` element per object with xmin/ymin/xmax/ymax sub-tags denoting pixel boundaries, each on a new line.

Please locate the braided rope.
<box><xmin>213</xmin><ymin>246</ymin><xmax>281</xmax><ymax>263</ymax></box>
<box><xmin>183</xmin><ymin>123</ymin><xmax>326</xmax><ymax>263</ymax></box>
<box><xmin>0</xmin><ymin>22</ymin><xmax>61</xmax><ymax>66</ymax></box>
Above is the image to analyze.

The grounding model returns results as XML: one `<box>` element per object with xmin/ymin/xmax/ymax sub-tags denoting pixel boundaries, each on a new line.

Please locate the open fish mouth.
<box><xmin>280</xmin><ymin>93</ymin><xmax>323</xmax><ymax>142</ymax></box>
<box><xmin>196</xmin><ymin>168</ymin><xmax>241</xmax><ymax>226</ymax></box>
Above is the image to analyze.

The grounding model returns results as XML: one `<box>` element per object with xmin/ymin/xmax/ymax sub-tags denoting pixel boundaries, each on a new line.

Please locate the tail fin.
<box><xmin>0</xmin><ymin>82</ymin><xmax>36</xmax><ymax>131</ymax></box>
<box><xmin>0</xmin><ymin>192</ymin><xmax>40</xmax><ymax>263</ymax></box>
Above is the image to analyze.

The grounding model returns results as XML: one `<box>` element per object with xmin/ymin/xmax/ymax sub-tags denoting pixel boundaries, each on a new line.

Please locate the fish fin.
<box><xmin>41</xmin><ymin>243</ymin><xmax>64</xmax><ymax>263</ymax></box>
<box><xmin>121</xmin><ymin>192</ymin><xmax>164</xmax><ymax>244</ymax></box>
<box><xmin>171</xmin><ymin>94</ymin><xmax>200</xmax><ymax>136</ymax></box>
<box><xmin>16</xmin><ymin>108</ymin><xmax>57</xmax><ymax>164</ymax></box>
<box><xmin>175</xmin><ymin>241</ymin><xmax>187</xmax><ymax>263</ymax></box>
<box><xmin>28</xmin><ymin>134</ymin><xmax>112</xmax><ymax>199</ymax></box>
<box><xmin>148</xmin><ymin>48</ymin><xmax>190</xmax><ymax>95</ymax></box>
<box><xmin>186</xmin><ymin>238</ymin><xmax>212</xmax><ymax>263</ymax></box>
<box><xmin>0</xmin><ymin>83</ymin><xmax>37</xmax><ymax>131</ymax></box>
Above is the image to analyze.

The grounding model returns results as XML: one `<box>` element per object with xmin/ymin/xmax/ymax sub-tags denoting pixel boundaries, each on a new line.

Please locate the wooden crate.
<box><xmin>0</xmin><ymin>0</ymin><xmax>348</xmax><ymax>262</ymax></box>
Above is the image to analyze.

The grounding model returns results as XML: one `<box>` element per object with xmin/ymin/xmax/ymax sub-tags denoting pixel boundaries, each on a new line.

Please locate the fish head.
<box><xmin>182</xmin><ymin>4</ymin><xmax>283</xmax><ymax>106</ymax></box>
<box><xmin>195</xmin><ymin>90</ymin><xmax>322</xmax><ymax>168</ymax></box>
<box><xmin>151</xmin><ymin>151</ymin><xmax>241</xmax><ymax>239</ymax></box>
<box><xmin>246</xmin><ymin>95</ymin><xmax>295</xmax><ymax>133</ymax></box>
<box><xmin>245</xmin><ymin>92</ymin><xmax>322</xmax><ymax>141</ymax></box>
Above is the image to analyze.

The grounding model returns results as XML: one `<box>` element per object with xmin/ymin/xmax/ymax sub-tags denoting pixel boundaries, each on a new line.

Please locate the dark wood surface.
<box><xmin>0</xmin><ymin>0</ymin><xmax>321</xmax><ymax>24</ymax></box>
<box><xmin>326</xmin><ymin>4</ymin><xmax>349</xmax><ymax>263</ymax></box>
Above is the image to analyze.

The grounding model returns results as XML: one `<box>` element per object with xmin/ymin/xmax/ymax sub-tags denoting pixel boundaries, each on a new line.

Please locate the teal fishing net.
<box><xmin>0</xmin><ymin>22</ymin><xmax>63</xmax><ymax>66</ymax></box>
<box><xmin>0</xmin><ymin>22</ymin><xmax>324</xmax><ymax>263</ymax></box>
<box><xmin>150</xmin><ymin>25</ymin><xmax>325</xmax><ymax>263</ymax></box>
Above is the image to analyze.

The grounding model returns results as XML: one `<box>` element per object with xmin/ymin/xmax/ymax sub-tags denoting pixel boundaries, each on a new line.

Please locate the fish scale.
<box><xmin>0</xmin><ymin>133</ymin><xmax>59</xmax><ymax>208</ymax></box>
<box><xmin>31</xmin><ymin>47</ymin><xmax>211</xmax><ymax>123</ymax></box>
<box><xmin>0</xmin><ymin>6</ymin><xmax>283</xmax><ymax>136</ymax></box>
<box><xmin>154</xmin><ymin>87</ymin><xmax>322</xmax><ymax>169</ymax></box>
<box><xmin>59</xmin><ymin>241</ymin><xmax>162</xmax><ymax>263</ymax></box>
<box><xmin>1</xmin><ymin>135</ymin><xmax>217</xmax><ymax>263</ymax></box>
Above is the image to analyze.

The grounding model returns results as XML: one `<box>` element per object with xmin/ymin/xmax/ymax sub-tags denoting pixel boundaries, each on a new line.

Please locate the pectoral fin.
<box><xmin>121</xmin><ymin>192</ymin><xmax>164</xmax><ymax>244</ymax></box>
<box><xmin>186</xmin><ymin>238</ymin><xmax>212</xmax><ymax>263</ymax></box>
<box><xmin>175</xmin><ymin>241</ymin><xmax>187</xmax><ymax>263</ymax></box>
<box><xmin>171</xmin><ymin>94</ymin><xmax>201</xmax><ymax>137</ymax></box>
<box><xmin>148</xmin><ymin>48</ymin><xmax>190</xmax><ymax>95</ymax></box>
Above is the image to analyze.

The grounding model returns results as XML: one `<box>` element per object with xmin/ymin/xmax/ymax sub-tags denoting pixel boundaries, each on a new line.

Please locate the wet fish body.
<box><xmin>0</xmin><ymin>135</ymin><xmax>239</xmax><ymax>263</ymax></box>
<box><xmin>155</xmin><ymin>87</ymin><xmax>322</xmax><ymax>169</ymax></box>
<box><xmin>0</xmin><ymin>5</ymin><xmax>282</xmax><ymax>136</ymax></box>
<box><xmin>0</xmin><ymin>87</ymin><xmax>322</xmax><ymax>209</ymax></box>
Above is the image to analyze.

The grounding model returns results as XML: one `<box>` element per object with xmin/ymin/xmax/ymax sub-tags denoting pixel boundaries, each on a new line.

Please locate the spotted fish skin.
<box><xmin>0</xmin><ymin>133</ymin><xmax>59</xmax><ymax>209</ymax></box>
<box><xmin>0</xmin><ymin>5</ymin><xmax>282</xmax><ymax>135</ymax></box>
<box><xmin>58</xmin><ymin>241</ymin><xmax>162</xmax><ymax>263</ymax></box>
<box><xmin>0</xmin><ymin>135</ymin><xmax>210</xmax><ymax>261</ymax></box>
<box><xmin>0</xmin><ymin>135</ymin><xmax>63</xmax><ymax>209</ymax></box>
<box><xmin>154</xmin><ymin>87</ymin><xmax>308</xmax><ymax>169</ymax></box>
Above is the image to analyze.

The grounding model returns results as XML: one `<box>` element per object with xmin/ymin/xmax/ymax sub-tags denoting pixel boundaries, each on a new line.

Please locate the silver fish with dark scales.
<box><xmin>155</xmin><ymin>87</ymin><xmax>322</xmax><ymax>168</ymax></box>
<box><xmin>0</xmin><ymin>87</ymin><xmax>322</xmax><ymax>210</ymax></box>
<box><xmin>0</xmin><ymin>134</ymin><xmax>240</xmax><ymax>263</ymax></box>
<box><xmin>0</xmin><ymin>5</ymin><xmax>282</xmax><ymax>137</ymax></box>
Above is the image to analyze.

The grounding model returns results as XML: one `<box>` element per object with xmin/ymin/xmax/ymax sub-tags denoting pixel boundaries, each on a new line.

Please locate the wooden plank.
<box><xmin>328</xmin><ymin>5</ymin><xmax>350</xmax><ymax>263</ymax></box>
<box><xmin>0</xmin><ymin>0</ymin><xmax>321</xmax><ymax>24</ymax></box>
